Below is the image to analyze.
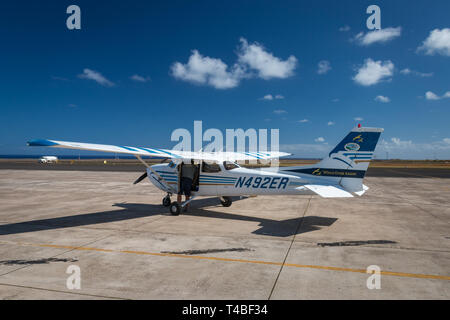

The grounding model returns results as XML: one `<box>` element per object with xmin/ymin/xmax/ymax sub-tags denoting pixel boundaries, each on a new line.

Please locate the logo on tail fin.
<box><xmin>344</xmin><ymin>142</ymin><xmax>360</xmax><ymax>151</ymax></box>
<box><xmin>353</xmin><ymin>135</ymin><xmax>363</xmax><ymax>143</ymax></box>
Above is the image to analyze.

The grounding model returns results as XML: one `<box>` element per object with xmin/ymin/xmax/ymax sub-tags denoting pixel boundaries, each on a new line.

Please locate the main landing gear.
<box><xmin>167</xmin><ymin>195</ymin><xmax>197</xmax><ymax>216</ymax></box>
<box><xmin>164</xmin><ymin>195</ymin><xmax>232</xmax><ymax>215</ymax></box>
<box><xmin>219</xmin><ymin>196</ymin><xmax>232</xmax><ymax>207</ymax></box>
<box><xmin>169</xmin><ymin>202</ymin><xmax>181</xmax><ymax>215</ymax></box>
<box><xmin>163</xmin><ymin>192</ymin><xmax>181</xmax><ymax>215</ymax></box>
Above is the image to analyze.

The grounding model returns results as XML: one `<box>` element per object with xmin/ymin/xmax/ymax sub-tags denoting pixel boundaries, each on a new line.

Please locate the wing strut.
<box><xmin>135</xmin><ymin>155</ymin><xmax>149</xmax><ymax>168</ymax></box>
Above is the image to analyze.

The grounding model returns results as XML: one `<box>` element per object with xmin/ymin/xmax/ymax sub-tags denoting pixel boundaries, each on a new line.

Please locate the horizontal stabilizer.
<box><xmin>303</xmin><ymin>184</ymin><xmax>354</xmax><ymax>198</ymax></box>
<box><xmin>354</xmin><ymin>184</ymin><xmax>369</xmax><ymax>196</ymax></box>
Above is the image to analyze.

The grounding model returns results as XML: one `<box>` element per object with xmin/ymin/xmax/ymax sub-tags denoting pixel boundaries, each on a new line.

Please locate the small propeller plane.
<box><xmin>28</xmin><ymin>126</ymin><xmax>383</xmax><ymax>215</ymax></box>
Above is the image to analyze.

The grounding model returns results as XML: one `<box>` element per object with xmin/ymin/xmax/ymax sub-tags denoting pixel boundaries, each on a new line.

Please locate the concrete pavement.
<box><xmin>0</xmin><ymin>169</ymin><xmax>449</xmax><ymax>299</ymax></box>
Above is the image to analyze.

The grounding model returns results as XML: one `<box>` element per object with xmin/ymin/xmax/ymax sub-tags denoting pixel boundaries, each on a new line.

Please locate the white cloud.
<box><xmin>327</xmin><ymin>121</ymin><xmax>335</xmax><ymax>126</ymax></box>
<box><xmin>415</xmin><ymin>71</ymin><xmax>432</xmax><ymax>77</ymax></box>
<box><xmin>400</xmin><ymin>68</ymin><xmax>411</xmax><ymax>75</ymax></box>
<box><xmin>332</xmin><ymin>98</ymin><xmax>339</xmax><ymax>102</ymax></box>
<box><xmin>353</xmin><ymin>27</ymin><xmax>401</xmax><ymax>46</ymax></box>
<box><xmin>237</xmin><ymin>38</ymin><xmax>297</xmax><ymax>80</ymax></box>
<box><xmin>418</xmin><ymin>72</ymin><xmax>433</xmax><ymax>77</ymax></box>
<box><xmin>354</xmin><ymin>117</ymin><xmax>364</xmax><ymax>121</ymax></box>
<box><xmin>375</xmin><ymin>95</ymin><xmax>390</xmax><ymax>103</ymax></box>
<box><xmin>317</xmin><ymin>60</ymin><xmax>331</xmax><ymax>75</ymax></box>
<box><xmin>425</xmin><ymin>91</ymin><xmax>450</xmax><ymax>100</ymax></box>
<box><xmin>315</xmin><ymin>137</ymin><xmax>325</xmax><ymax>143</ymax></box>
<box><xmin>376</xmin><ymin>137</ymin><xmax>450</xmax><ymax>159</ymax></box>
<box><xmin>400</xmin><ymin>68</ymin><xmax>433</xmax><ymax>77</ymax></box>
<box><xmin>130</xmin><ymin>74</ymin><xmax>150</xmax><ymax>82</ymax></box>
<box><xmin>418</xmin><ymin>28</ymin><xmax>450</xmax><ymax>56</ymax></box>
<box><xmin>260</xmin><ymin>94</ymin><xmax>284</xmax><ymax>100</ymax></box>
<box><xmin>425</xmin><ymin>91</ymin><xmax>440</xmax><ymax>100</ymax></box>
<box><xmin>273</xmin><ymin>109</ymin><xmax>287</xmax><ymax>114</ymax></box>
<box><xmin>298</xmin><ymin>119</ymin><xmax>309</xmax><ymax>123</ymax></box>
<box><xmin>353</xmin><ymin>58</ymin><xmax>394</xmax><ymax>86</ymax></box>
<box><xmin>78</xmin><ymin>69</ymin><xmax>115</xmax><ymax>87</ymax></box>
<box><xmin>170</xmin><ymin>50</ymin><xmax>243</xmax><ymax>89</ymax></box>
<box><xmin>390</xmin><ymin>137</ymin><xmax>413</xmax><ymax>147</ymax></box>
<box><xmin>171</xmin><ymin>38</ymin><xmax>297</xmax><ymax>89</ymax></box>
<box><xmin>339</xmin><ymin>26</ymin><xmax>350</xmax><ymax>32</ymax></box>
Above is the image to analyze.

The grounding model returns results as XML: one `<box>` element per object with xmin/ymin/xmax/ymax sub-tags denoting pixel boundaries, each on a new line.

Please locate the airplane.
<box><xmin>28</xmin><ymin>126</ymin><xmax>383</xmax><ymax>215</ymax></box>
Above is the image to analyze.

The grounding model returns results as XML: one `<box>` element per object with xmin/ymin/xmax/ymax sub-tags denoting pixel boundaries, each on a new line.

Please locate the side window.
<box><xmin>202</xmin><ymin>161</ymin><xmax>221</xmax><ymax>173</ymax></box>
<box><xmin>223</xmin><ymin>161</ymin><xmax>239</xmax><ymax>170</ymax></box>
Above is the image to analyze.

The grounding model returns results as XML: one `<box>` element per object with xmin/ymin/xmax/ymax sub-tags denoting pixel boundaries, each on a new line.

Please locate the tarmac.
<box><xmin>0</xmin><ymin>168</ymin><xmax>449</xmax><ymax>299</ymax></box>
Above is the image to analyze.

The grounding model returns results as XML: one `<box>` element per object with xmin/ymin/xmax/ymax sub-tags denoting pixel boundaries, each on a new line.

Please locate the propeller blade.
<box><xmin>133</xmin><ymin>172</ymin><xmax>147</xmax><ymax>184</ymax></box>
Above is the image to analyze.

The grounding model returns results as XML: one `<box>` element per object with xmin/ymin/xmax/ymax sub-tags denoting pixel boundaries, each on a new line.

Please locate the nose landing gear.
<box><xmin>162</xmin><ymin>194</ymin><xmax>171</xmax><ymax>207</ymax></box>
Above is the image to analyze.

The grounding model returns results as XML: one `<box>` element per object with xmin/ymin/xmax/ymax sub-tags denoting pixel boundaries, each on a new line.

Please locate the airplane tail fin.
<box><xmin>315</xmin><ymin>126</ymin><xmax>383</xmax><ymax>194</ymax></box>
<box><xmin>282</xmin><ymin>126</ymin><xmax>383</xmax><ymax>196</ymax></box>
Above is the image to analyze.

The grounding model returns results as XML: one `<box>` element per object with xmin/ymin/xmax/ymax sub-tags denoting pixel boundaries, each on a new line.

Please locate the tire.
<box><xmin>162</xmin><ymin>196</ymin><xmax>171</xmax><ymax>207</ymax></box>
<box><xmin>169</xmin><ymin>202</ymin><xmax>181</xmax><ymax>215</ymax></box>
<box><xmin>220</xmin><ymin>196</ymin><xmax>232</xmax><ymax>207</ymax></box>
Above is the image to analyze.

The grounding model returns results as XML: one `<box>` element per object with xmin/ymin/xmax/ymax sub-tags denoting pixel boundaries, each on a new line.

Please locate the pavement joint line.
<box><xmin>410</xmin><ymin>203</ymin><xmax>450</xmax><ymax>225</ymax></box>
<box><xmin>0</xmin><ymin>235</ymin><xmax>113</xmax><ymax>278</ymax></box>
<box><xmin>268</xmin><ymin>196</ymin><xmax>312</xmax><ymax>300</ymax></box>
<box><xmin>388</xmin><ymin>189</ymin><xmax>448</xmax><ymax>224</ymax></box>
<box><xmin>2</xmin><ymin>239</ymin><xmax>449</xmax><ymax>281</ymax></box>
<box><xmin>0</xmin><ymin>282</ymin><xmax>128</xmax><ymax>300</ymax></box>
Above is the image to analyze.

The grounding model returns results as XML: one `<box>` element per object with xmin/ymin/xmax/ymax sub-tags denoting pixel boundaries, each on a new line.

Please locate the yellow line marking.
<box><xmin>5</xmin><ymin>241</ymin><xmax>450</xmax><ymax>281</ymax></box>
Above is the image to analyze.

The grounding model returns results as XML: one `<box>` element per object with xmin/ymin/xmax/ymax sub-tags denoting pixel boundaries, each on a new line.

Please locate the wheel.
<box><xmin>169</xmin><ymin>202</ymin><xmax>181</xmax><ymax>215</ymax></box>
<box><xmin>162</xmin><ymin>196</ymin><xmax>171</xmax><ymax>207</ymax></box>
<box><xmin>220</xmin><ymin>196</ymin><xmax>232</xmax><ymax>207</ymax></box>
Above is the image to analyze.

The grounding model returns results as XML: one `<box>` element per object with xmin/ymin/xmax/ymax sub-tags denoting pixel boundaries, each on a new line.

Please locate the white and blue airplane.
<box><xmin>28</xmin><ymin>126</ymin><xmax>383</xmax><ymax>215</ymax></box>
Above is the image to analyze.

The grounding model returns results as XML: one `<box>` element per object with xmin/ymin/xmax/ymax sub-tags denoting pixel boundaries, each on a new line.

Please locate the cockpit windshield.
<box><xmin>223</xmin><ymin>161</ymin><xmax>240</xmax><ymax>170</ymax></box>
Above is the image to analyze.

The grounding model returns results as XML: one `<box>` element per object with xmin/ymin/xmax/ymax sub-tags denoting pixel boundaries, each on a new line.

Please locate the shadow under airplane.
<box><xmin>0</xmin><ymin>197</ymin><xmax>337</xmax><ymax>238</ymax></box>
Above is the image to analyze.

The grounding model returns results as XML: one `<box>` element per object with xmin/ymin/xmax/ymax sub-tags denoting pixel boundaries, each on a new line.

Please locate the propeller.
<box><xmin>133</xmin><ymin>172</ymin><xmax>148</xmax><ymax>184</ymax></box>
<box><xmin>133</xmin><ymin>157</ymin><xmax>168</xmax><ymax>184</ymax></box>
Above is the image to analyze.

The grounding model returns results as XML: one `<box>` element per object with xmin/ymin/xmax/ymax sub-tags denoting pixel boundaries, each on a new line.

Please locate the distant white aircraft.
<box><xmin>38</xmin><ymin>156</ymin><xmax>58</xmax><ymax>163</ymax></box>
<box><xmin>28</xmin><ymin>126</ymin><xmax>383</xmax><ymax>215</ymax></box>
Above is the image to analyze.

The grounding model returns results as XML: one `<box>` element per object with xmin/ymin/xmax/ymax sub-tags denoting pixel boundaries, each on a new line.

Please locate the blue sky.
<box><xmin>1</xmin><ymin>0</ymin><xmax>449</xmax><ymax>159</ymax></box>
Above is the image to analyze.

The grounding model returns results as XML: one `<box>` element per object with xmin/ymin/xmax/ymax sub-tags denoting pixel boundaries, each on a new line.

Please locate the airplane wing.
<box><xmin>27</xmin><ymin>139</ymin><xmax>291</xmax><ymax>161</ymax></box>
